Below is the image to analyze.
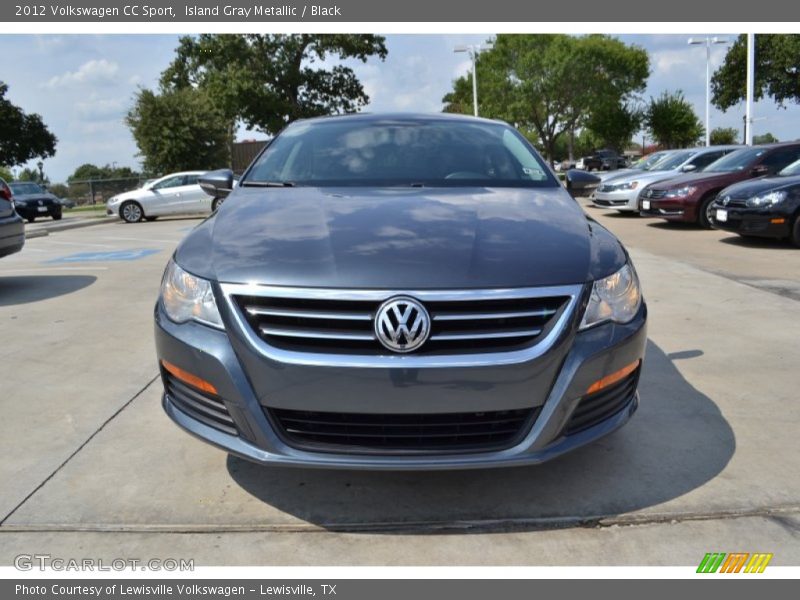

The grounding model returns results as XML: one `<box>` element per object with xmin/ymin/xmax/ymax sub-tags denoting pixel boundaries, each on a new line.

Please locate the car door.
<box><xmin>178</xmin><ymin>174</ymin><xmax>211</xmax><ymax>214</ymax></box>
<box><xmin>148</xmin><ymin>175</ymin><xmax>188</xmax><ymax>215</ymax></box>
<box><xmin>757</xmin><ymin>147</ymin><xmax>800</xmax><ymax>175</ymax></box>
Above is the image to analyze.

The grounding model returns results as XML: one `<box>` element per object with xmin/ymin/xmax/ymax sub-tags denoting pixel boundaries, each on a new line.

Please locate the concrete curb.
<box><xmin>25</xmin><ymin>217</ymin><xmax>112</xmax><ymax>237</ymax></box>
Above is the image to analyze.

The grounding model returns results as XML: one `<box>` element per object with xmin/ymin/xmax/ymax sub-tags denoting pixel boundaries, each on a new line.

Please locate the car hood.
<box><xmin>175</xmin><ymin>186</ymin><xmax>627</xmax><ymax>289</ymax></box>
<box><xmin>720</xmin><ymin>174</ymin><xmax>800</xmax><ymax>198</ymax></box>
<box><xmin>12</xmin><ymin>192</ymin><xmax>59</xmax><ymax>202</ymax></box>
<box><xmin>651</xmin><ymin>170</ymin><xmax>740</xmax><ymax>190</ymax></box>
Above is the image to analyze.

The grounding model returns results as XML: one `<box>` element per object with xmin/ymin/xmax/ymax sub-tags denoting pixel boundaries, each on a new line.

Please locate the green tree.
<box><xmin>0</xmin><ymin>82</ymin><xmax>57</xmax><ymax>167</ymax></box>
<box><xmin>710</xmin><ymin>127</ymin><xmax>739</xmax><ymax>145</ymax></box>
<box><xmin>126</xmin><ymin>87</ymin><xmax>231</xmax><ymax>174</ymax></box>
<box><xmin>711</xmin><ymin>34</ymin><xmax>800</xmax><ymax>110</ymax></box>
<box><xmin>67</xmin><ymin>163</ymin><xmax>141</xmax><ymax>182</ymax></box>
<box><xmin>753</xmin><ymin>132</ymin><xmax>780</xmax><ymax>145</ymax></box>
<box><xmin>160</xmin><ymin>34</ymin><xmax>387</xmax><ymax>136</ymax></box>
<box><xmin>585</xmin><ymin>101</ymin><xmax>644</xmax><ymax>152</ymax></box>
<box><xmin>442</xmin><ymin>35</ymin><xmax>649</xmax><ymax>162</ymax></box>
<box><xmin>0</xmin><ymin>166</ymin><xmax>12</xmax><ymax>181</ymax></box>
<box><xmin>644</xmin><ymin>91</ymin><xmax>704</xmax><ymax>148</ymax></box>
<box><xmin>17</xmin><ymin>167</ymin><xmax>47</xmax><ymax>183</ymax></box>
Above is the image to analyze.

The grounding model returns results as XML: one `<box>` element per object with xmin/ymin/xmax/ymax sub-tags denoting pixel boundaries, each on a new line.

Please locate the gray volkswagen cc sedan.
<box><xmin>155</xmin><ymin>113</ymin><xmax>647</xmax><ymax>469</ymax></box>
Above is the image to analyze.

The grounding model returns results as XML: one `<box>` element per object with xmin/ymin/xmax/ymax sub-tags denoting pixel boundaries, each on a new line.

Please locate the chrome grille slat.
<box><xmin>246</xmin><ymin>306</ymin><xmax>372</xmax><ymax>321</ymax></box>
<box><xmin>430</xmin><ymin>328</ymin><xmax>543</xmax><ymax>341</ymax></box>
<box><xmin>432</xmin><ymin>309</ymin><xmax>556</xmax><ymax>321</ymax></box>
<box><xmin>259</xmin><ymin>325</ymin><xmax>375</xmax><ymax>341</ymax></box>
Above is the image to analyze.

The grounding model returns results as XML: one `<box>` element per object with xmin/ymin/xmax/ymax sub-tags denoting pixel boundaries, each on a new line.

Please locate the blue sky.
<box><xmin>1</xmin><ymin>33</ymin><xmax>799</xmax><ymax>183</ymax></box>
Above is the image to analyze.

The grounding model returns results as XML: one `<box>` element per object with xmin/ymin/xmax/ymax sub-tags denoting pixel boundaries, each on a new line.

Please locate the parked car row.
<box><xmin>585</xmin><ymin>142</ymin><xmax>800</xmax><ymax>246</ymax></box>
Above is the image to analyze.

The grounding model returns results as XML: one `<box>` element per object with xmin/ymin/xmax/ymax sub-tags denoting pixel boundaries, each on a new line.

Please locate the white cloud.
<box><xmin>44</xmin><ymin>59</ymin><xmax>120</xmax><ymax>89</ymax></box>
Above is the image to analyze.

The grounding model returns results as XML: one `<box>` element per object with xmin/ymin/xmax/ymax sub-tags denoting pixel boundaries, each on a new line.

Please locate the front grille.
<box><xmin>643</xmin><ymin>188</ymin><xmax>667</xmax><ymax>199</ymax></box>
<box><xmin>163</xmin><ymin>371</ymin><xmax>238</xmax><ymax>436</ymax></box>
<box><xmin>724</xmin><ymin>198</ymin><xmax>748</xmax><ymax>207</ymax></box>
<box><xmin>268</xmin><ymin>407</ymin><xmax>540</xmax><ymax>454</ymax></box>
<box><xmin>564</xmin><ymin>367</ymin><xmax>640</xmax><ymax>435</ymax></box>
<box><xmin>232</xmin><ymin>293</ymin><xmax>569</xmax><ymax>356</ymax></box>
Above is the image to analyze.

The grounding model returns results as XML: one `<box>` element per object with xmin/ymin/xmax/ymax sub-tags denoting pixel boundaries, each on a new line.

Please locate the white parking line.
<box><xmin>100</xmin><ymin>236</ymin><xmax>182</xmax><ymax>244</ymax></box>
<box><xmin>45</xmin><ymin>240</ymin><xmax>116</xmax><ymax>249</ymax></box>
<box><xmin>0</xmin><ymin>266</ymin><xmax>110</xmax><ymax>273</ymax></box>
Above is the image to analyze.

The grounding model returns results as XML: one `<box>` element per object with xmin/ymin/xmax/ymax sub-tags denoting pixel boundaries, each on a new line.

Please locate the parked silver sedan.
<box><xmin>106</xmin><ymin>171</ymin><xmax>215</xmax><ymax>223</ymax></box>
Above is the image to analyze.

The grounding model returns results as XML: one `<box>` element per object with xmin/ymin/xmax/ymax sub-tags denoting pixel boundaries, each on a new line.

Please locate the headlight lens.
<box><xmin>746</xmin><ymin>190</ymin><xmax>787</xmax><ymax>208</ymax></box>
<box><xmin>606</xmin><ymin>181</ymin><xmax>638</xmax><ymax>192</ymax></box>
<box><xmin>665</xmin><ymin>186</ymin><xmax>696</xmax><ymax>198</ymax></box>
<box><xmin>160</xmin><ymin>260</ymin><xmax>223</xmax><ymax>328</ymax></box>
<box><xmin>580</xmin><ymin>263</ymin><xmax>642</xmax><ymax>330</ymax></box>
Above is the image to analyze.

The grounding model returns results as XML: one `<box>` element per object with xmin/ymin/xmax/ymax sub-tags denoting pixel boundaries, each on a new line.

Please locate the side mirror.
<box><xmin>199</xmin><ymin>169</ymin><xmax>234</xmax><ymax>199</ymax></box>
<box><xmin>680</xmin><ymin>164</ymin><xmax>697</xmax><ymax>173</ymax></box>
<box><xmin>565</xmin><ymin>169</ymin><xmax>601</xmax><ymax>193</ymax></box>
<box><xmin>750</xmin><ymin>165</ymin><xmax>769</xmax><ymax>177</ymax></box>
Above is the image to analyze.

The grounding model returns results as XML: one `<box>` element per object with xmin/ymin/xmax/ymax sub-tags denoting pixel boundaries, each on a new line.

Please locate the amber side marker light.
<box><xmin>161</xmin><ymin>359</ymin><xmax>218</xmax><ymax>395</ymax></box>
<box><xmin>770</xmin><ymin>218</ymin><xmax>785</xmax><ymax>224</ymax></box>
<box><xmin>586</xmin><ymin>359</ymin><xmax>641</xmax><ymax>395</ymax></box>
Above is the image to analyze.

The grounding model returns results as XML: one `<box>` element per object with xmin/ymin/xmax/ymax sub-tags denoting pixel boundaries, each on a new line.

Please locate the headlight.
<box><xmin>580</xmin><ymin>263</ymin><xmax>642</xmax><ymax>330</ymax></box>
<box><xmin>746</xmin><ymin>190</ymin><xmax>787</xmax><ymax>208</ymax></box>
<box><xmin>665</xmin><ymin>186</ymin><xmax>696</xmax><ymax>198</ymax></box>
<box><xmin>160</xmin><ymin>259</ymin><xmax>223</xmax><ymax>328</ymax></box>
<box><xmin>608</xmin><ymin>181</ymin><xmax>638</xmax><ymax>191</ymax></box>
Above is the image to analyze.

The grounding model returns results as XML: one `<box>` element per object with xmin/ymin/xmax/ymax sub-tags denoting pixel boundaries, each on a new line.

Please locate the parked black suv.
<box><xmin>8</xmin><ymin>181</ymin><xmax>62</xmax><ymax>223</ymax></box>
<box><xmin>581</xmin><ymin>149</ymin><xmax>626</xmax><ymax>171</ymax></box>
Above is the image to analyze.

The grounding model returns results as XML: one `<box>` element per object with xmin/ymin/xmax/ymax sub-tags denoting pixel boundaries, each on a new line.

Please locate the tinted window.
<box><xmin>153</xmin><ymin>176</ymin><xmax>186</xmax><ymax>190</ymax></box>
<box><xmin>704</xmin><ymin>147</ymin><xmax>767</xmax><ymax>172</ymax></box>
<box><xmin>8</xmin><ymin>182</ymin><xmax>44</xmax><ymax>194</ymax></box>
<box><xmin>759</xmin><ymin>148</ymin><xmax>800</xmax><ymax>173</ymax></box>
<box><xmin>244</xmin><ymin>119</ymin><xmax>558</xmax><ymax>188</ymax></box>
<box><xmin>653</xmin><ymin>150</ymin><xmax>696</xmax><ymax>170</ymax></box>
<box><xmin>689</xmin><ymin>150</ymin><xmax>726</xmax><ymax>170</ymax></box>
<box><xmin>185</xmin><ymin>175</ymin><xmax>199</xmax><ymax>185</ymax></box>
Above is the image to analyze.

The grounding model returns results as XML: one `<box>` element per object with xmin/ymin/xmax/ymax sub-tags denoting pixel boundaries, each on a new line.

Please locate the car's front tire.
<box><xmin>120</xmin><ymin>201</ymin><xmax>144</xmax><ymax>223</ymax></box>
<box><xmin>52</xmin><ymin>213</ymin><xmax>62</xmax><ymax>221</ymax></box>
<box><xmin>790</xmin><ymin>214</ymin><xmax>800</xmax><ymax>248</ymax></box>
<box><xmin>698</xmin><ymin>194</ymin><xmax>717</xmax><ymax>229</ymax></box>
<box><xmin>26</xmin><ymin>216</ymin><xmax>35</xmax><ymax>223</ymax></box>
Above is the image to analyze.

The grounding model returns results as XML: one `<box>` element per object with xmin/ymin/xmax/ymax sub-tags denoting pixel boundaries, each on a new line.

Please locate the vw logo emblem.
<box><xmin>722</xmin><ymin>195</ymin><xmax>731</xmax><ymax>206</ymax></box>
<box><xmin>374</xmin><ymin>296</ymin><xmax>430</xmax><ymax>353</ymax></box>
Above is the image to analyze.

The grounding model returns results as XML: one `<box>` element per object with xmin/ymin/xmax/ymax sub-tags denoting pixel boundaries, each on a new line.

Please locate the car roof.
<box><xmin>292</xmin><ymin>112</ymin><xmax>505</xmax><ymax>126</ymax></box>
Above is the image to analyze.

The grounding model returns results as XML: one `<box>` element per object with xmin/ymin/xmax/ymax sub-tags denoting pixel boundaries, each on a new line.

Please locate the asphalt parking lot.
<box><xmin>0</xmin><ymin>205</ymin><xmax>798</xmax><ymax>566</ymax></box>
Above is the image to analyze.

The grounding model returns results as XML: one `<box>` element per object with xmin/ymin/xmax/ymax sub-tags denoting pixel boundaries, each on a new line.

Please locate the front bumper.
<box><xmin>592</xmin><ymin>189</ymin><xmax>639</xmax><ymax>211</ymax></box>
<box><xmin>710</xmin><ymin>204</ymin><xmax>792</xmax><ymax>238</ymax></box>
<box><xmin>639</xmin><ymin>196</ymin><xmax>696</xmax><ymax>222</ymax></box>
<box><xmin>15</xmin><ymin>204</ymin><xmax>61</xmax><ymax>219</ymax></box>
<box><xmin>155</xmin><ymin>299</ymin><xmax>647</xmax><ymax>470</ymax></box>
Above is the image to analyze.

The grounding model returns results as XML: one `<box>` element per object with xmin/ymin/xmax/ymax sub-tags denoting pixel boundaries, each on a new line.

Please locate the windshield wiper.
<box><xmin>241</xmin><ymin>181</ymin><xmax>296</xmax><ymax>187</ymax></box>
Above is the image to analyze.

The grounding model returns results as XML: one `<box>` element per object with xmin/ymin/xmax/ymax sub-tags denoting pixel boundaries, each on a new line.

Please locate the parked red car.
<box><xmin>639</xmin><ymin>143</ymin><xmax>800</xmax><ymax>227</ymax></box>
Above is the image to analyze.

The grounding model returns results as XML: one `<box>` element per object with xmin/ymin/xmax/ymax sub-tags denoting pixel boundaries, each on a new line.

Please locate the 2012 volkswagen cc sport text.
<box><xmin>154</xmin><ymin>114</ymin><xmax>647</xmax><ymax>469</ymax></box>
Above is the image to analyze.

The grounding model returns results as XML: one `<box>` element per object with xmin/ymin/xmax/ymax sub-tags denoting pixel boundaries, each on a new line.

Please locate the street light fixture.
<box><xmin>454</xmin><ymin>42</ymin><xmax>494</xmax><ymax>117</ymax></box>
<box><xmin>688</xmin><ymin>36</ymin><xmax>729</xmax><ymax>146</ymax></box>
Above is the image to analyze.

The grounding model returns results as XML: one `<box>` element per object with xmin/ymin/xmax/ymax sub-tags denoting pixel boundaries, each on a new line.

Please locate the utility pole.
<box><xmin>745</xmin><ymin>33</ymin><xmax>755</xmax><ymax>145</ymax></box>
<box><xmin>454</xmin><ymin>42</ymin><xmax>494</xmax><ymax>117</ymax></box>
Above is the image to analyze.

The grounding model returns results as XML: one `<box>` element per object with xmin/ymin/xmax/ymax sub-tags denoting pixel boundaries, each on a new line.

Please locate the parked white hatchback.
<box><xmin>106</xmin><ymin>171</ymin><xmax>220</xmax><ymax>223</ymax></box>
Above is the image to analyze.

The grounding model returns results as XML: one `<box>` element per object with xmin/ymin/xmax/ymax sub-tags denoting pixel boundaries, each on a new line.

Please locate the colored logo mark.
<box><xmin>697</xmin><ymin>552</ymin><xmax>773</xmax><ymax>573</ymax></box>
<box><xmin>46</xmin><ymin>249</ymin><xmax>161</xmax><ymax>263</ymax></box>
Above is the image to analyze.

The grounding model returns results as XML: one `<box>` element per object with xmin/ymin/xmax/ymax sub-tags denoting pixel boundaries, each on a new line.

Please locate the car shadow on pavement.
<box><xmin>0</xmin><ymin>275</ymin><xmax>96</xmax><ymax>306</ymax></box>
<box><xmin>226</xmin><ymin>339</ymin><xmax>734</xmax><ymax>532</ymax></box>
<box><xmin>718</xmin><ymin>235</ymin><xmax>796</xmax><ymax>250</ymax></box>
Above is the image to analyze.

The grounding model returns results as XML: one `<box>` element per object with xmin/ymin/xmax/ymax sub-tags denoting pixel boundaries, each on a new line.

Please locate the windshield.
<box><xmin>778</xmin><ymin>159</ymin><xmax>800</xmax><ymax>177</ymax></box>
<box><xmin>8</xmin><ymin>182</ymin><xmax>44</xmax><ymax>194</ymax></box>
<box><xmin>704</xmin><ymin>147</ymin><xmax>766</xmax><ymax>173</ymax></box>
<box><xmin>631</xmin><ymin>151</ymin><xmax>669</xmax><ymax>171</ymax></box>
<box><xmin>650</xmin><ymin>150</ymin><xmax>697</xmax><ymax>171</ymax></box>
<box><xmin>244</xmin><ymin>118</ymin><xmax>558</xmax><ymax>188</ymax></box>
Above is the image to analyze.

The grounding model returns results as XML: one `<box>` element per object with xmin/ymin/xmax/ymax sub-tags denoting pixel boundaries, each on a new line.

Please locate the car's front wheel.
<box><xmin>698</xmin><ymin>194</ymin><xmax>717</xmax><ymax>229</ymax></box>
<box><xmin>26</xmin><ymin>216</ymin><xmax>35</xmax><ymax>223</ymax></box>
<box><xmin>120</xmin><ymin>201</ymin><xmax>144</xmax><ymax>223</ymax></box>
<box><xmin>52</xmin><ymin>213</ymin><xmax>62</xmax><ymax>221</ymax></box>
<box><xmin>212</xmin><ymin>198</ymin><xmax>223</xmax><ymax>212</ymax></box>
<box><xmin>790</xmin><ymin>214</ymin><xmax>800</xmax><ymax>248</ymax></box>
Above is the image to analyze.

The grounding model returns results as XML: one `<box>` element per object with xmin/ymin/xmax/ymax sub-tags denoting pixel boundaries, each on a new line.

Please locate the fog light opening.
<box><xmin>161</xmin><ymin>359</ymin><xmax>218</xmax><ymax>395</ymax></box>
<box><xmin>586</xmin><ymin>359</ymin><xmax>641</xmax><ymax>395</ymax></box>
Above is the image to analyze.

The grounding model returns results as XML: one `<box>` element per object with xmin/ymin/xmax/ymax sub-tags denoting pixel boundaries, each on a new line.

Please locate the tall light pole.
<box><xmin>745</xmin><ymin>33</ymin><xmax>755</xmax><ymax>145</ymax></box>
<box><xmin>454</xmin><ymin>42</ymin><xmax>493</xmax><ymax>117</ymax></box>
<box><xmin>688</xmin><ymin>36</ymin><xmax>729</xmax><ymax>146</ymax></box>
